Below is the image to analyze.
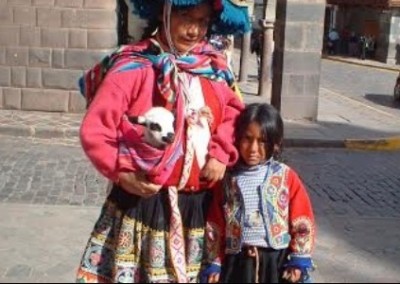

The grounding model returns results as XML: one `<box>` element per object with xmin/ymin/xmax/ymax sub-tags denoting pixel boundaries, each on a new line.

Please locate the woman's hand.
<box><xmin>118</xmin><ymin>172</ymin><xmax>162</xmax><ymax>198</ymax></box>
<box><xmin>200</xmin><ymin>158</ymin><xmax>226</xmax><ymax>186</ymax></box>
<box><xmin>282</xmin><ymin>267</ymin><xmax>302</xmax><ymax>283</ymax></box>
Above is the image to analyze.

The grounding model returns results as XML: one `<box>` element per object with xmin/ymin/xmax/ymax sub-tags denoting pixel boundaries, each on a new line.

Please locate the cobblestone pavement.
<box><xmin>0</xmin><ymin>136</ymin><xmax>399</xmax><ymax>282</ymax></box>
<box><xmin>0</xmin><ymin>136</ymin><xmax>107</xmax><ymax>207</ymax></box>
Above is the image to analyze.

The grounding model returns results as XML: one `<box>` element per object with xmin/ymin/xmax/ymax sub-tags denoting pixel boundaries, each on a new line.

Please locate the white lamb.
<box><xmin>128</xmin><ymin>107</ymin><xmax>175</xmax><ymax>149</ymax></box>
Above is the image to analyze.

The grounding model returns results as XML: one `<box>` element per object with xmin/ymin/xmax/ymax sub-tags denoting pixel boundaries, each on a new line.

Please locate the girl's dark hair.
<box><xmin>235</xmin><ymin>103</ymin><xmax>284</xmax><ymax>160</ymax></box>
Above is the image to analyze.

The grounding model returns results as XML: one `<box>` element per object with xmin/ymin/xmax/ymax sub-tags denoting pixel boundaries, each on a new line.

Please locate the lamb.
<box><xmin>128</xmin><ymin>107</ymin><xmax>175</xmax><ymax>149</ymax></box>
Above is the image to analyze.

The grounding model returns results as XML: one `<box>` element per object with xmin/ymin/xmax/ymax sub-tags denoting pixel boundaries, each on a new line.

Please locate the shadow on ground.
<box><xmin>364</xmin><ymin>93</ymin><xmax>400</xmax><ymax>109</ymax></box>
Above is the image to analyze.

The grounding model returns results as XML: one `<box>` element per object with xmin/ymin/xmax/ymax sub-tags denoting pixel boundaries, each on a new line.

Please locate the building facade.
<box><xmin>0</xmin><ymin>0</ymin><xmax>325</xmax><ymax>121</ymax></box>
<box><xmin>327</xmin><ymin>0</ymin><xmax>400</xmax><ymax>64</ymax></box>
<box><xmin>0</xmin><ymin>0</ymin><xmax>119</xmax><ymax>113</ymax></box>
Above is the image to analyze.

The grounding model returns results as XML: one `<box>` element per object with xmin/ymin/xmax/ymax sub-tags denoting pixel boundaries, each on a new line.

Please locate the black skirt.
<box><xmin>221</xmin><ymin>247</ymin><xmax>289</xmax><ymax>283</ymax></box>
<box><xmin>76</xmin><ymin>185</ymin><xmax>212</xmax><ymax>283</ymax></box>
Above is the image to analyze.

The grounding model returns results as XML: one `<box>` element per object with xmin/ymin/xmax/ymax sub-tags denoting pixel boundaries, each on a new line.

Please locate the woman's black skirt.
<box><xmin>76</xmin><ymin>184</ymin><xmax>212</xmax><ymax>283</ymax></box>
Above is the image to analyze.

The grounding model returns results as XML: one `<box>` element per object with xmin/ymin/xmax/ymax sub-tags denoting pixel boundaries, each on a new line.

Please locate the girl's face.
<box><xmin>160</xmin><ymin>2</ymin><xmax>212</xmax><ymax>53</ymax></box>
<box><xmin>239</xmin><ymin>122</ymin><xmax>268</xmax><ymax>167</ymax></box>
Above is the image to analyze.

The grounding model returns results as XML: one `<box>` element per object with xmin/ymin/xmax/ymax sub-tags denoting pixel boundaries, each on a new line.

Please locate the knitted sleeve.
<box><xmin>205</xmin><ymin>183</ymin><xmax>226</xmax><ymax>265</ymax></box>
<box><xmin>286</xmin><ymin>168</ymin><xmax>316</xmax><ymax>270</ymax></box>
<box><xmin>80</xmin><ymin>69</ymin><xmax>144</xmax><ymax>182</ymax></box>
<box><xmin>207</xmin><ymin>81</ymin><xmax>244</xmax><ymax>166</ymax></box>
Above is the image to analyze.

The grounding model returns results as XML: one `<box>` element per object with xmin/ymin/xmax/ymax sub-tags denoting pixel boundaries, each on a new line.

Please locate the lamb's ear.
<box><xmin>128</xmin><ymin>116</ymin><xmax>147</xmax><ymax>125</ymax></box>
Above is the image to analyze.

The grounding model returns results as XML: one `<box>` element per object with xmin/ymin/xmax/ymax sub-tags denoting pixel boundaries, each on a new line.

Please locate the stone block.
<box><xmin>11</xmin><ymin>66</ymin><xmax>26</xmax><ymax>87</ymax></box>
<box><xmin>37</xmin><ymin>7</ymin><xmax>62</xmax><ymax>27</ymax></box>
<box><xmin>4</xmin><ymin>264</ymin><xmax>32</xmax><ymax>278</ymax></box>
<box><xmin>280</xmin><ymin>95</ymin><xmax>318</xmax><ymax>121</ymax></box>
<box><xmin>305</xmin><ymin>24</ymin><xmax>324</xmax><ymax>51</ymax></box>
<box><xmin>42</xmin><ymin>68</ymin><xmax>82</xmax><ymax>90</ymax></box>
<box><xmin>87</xmin><ymin>29</ymin><xmax>118</xmax><ymax>49</ymax></box>
<box><xmin>7</xmin><ymin>0</ymin><xmax>31</xmax><ymax>5</ymax></box>
<box><xmin>33</xmin><ymin>0</ymin><xmax>55</xmax><ymax>5</ymax></box>
<box><xmin>52</xmin><ymin>49</ymin><xmax>64</xmax><ymax>68</ymax></box>
<box><xmin>84</xmin><ymin>0</ymin><xmax>117</xmax><ymax>9</ymax></box>
<box><xmin>284</xmin><ymin>24</ymin><xmax>304</xmax><ymax>50</ymax></box>
<box><xmin>304</xmin><ymin>74</ymin><xmax>321</xmax><ymax>97</ymax></box>
<box><xmin>61</xmin><ymin>9</ymin><xmax>82</xmax><ymax>28</ymax></box>
<box><xmin>3</xmin><ymin>87</ymin><xmax>22</xmax><ymax>110</ymax></box>
<box><xmin>0</xmin><ymin>47</ymin><xmax>5</xmax><ymax>65</ymax></box>
<box><xmin>0</xmin><ymin>88</ymin><xmax>3</xmax><ymax>109</ymax></box>
<box><xmin>68</xmin><ymin>29</ymin><xmax>87</xmax><ymax>49</ymax></box>
<box><xmin>0</xmin><ymin>6</ymin><xmax>13</xmax><ymax>25</ymax></box>
<box><xmin>21</xmin><ymin>88</ymin><xmax>69</xmax><ymax>112</ymax></box>
<box><xmin>287</xmin><ymin>75</ymin><xmax>304</xmax><ymax>96</ymax></box>
<box><xmin>69</xmin><ymin>90</ymin><xmax>86</xmax><ymax>112</ymax></box>
<box><xmin>6</xmin><ymin>47</ymin><xmax>29</xmax><ymax>66</ymax></box>
<box><xmin>282</xmin><ymin>2</ymin><xmax>326</xmax><ymax>23</ymax></box>
<box><xmin>283</xmin><ymin>51</ymin><xmax>321</xmax><ymax>74</ymax></box>
<box><xmin>13</xmin><ymin>6</ymin><xmax>36</xmax><ymax>26</ymax></box>
<box><xmin>27</xmin><ymin>67</ymin><xmax>42</xmax><ymax>88</ymax></box>
<box><xmin>65</xmin><ymin>49</ymin><xmax>110</xmax><ymax>69</ymax></box>
<box><xmin>55</xmin><ymin>0</ymin><xmax>83</xmax><ymax>8</ymax></box>
<box><xmin>0</xmin><ymin>66</ymin><xmax>11</xmax><ymax>86</ymax></box>
<box><xmin>29</xmin><ymin>48</ymin><xmax>51</xmax><ymax>67</ymax></box>
<box><xmin>20</xmin><ymin>26</ymin><xmax>41</xmax><ymax>47</ymax></box>
<box><xmin>83</xmin><ymin>10</ymin><xmax>118</xmax><ymax>29</ymax></box>
<box><xmin>41</xmin><ymin>28</ymin><xmax>68</xmax><ymax>48</ymax></box>
<box><xmin>0</xmin><ymin>26</ymin><xmax>19</xmax><ymax>46</ymax></box>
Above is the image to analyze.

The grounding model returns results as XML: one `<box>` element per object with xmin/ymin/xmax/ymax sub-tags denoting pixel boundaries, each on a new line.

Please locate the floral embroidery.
<box><xmin>290</xmin><ymin>216</ymin><xmax>315</xmax><ymax>255</ymax></box>
<box><xmin>205</xmin><ymin>222</ymin><xmax>221</xmax><ymax>262</ymax></box>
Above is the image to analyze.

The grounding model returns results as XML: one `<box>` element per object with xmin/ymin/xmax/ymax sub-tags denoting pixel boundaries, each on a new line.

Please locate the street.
<box><xmin>320</xmin><ymin>60</ymin><xmax>400</xmax><ymax>118</ymax></box>
<box><xmin>0</xmin><ymin>135</ymin><xmax>399</xmax><ymax>282</ymax></box>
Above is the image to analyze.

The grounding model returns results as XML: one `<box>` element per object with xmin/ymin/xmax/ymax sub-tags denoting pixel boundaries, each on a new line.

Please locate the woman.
<box><xmin>76</xmin><ymin>0</ymin><xmax>250</xmax><ymax>282</ymax></box>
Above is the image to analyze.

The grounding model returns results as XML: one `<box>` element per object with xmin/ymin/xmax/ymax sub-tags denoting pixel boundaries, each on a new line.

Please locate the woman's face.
<box><xmin>160</xmin><ymin>2</ymin><xmax>212</xmax><ymax>53</ymax></box>
<box><xmin>239</xmin><ymin>122</ymin><xmax>268</xmax><ymax>167</ymax></box>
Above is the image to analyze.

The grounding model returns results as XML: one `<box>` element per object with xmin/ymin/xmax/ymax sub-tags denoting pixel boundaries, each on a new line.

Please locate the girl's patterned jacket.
<box><xmin>206</xmin><ymin>160</ymin><xmax>316</xmax><ymax>270</ymax></box>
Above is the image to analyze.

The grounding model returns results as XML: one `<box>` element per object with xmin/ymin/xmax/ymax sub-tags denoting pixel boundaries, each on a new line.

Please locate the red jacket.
<box><xmin>80</xmin><ymin>62</ymin><xmax>244</xmax><ymax>190</ymax></box>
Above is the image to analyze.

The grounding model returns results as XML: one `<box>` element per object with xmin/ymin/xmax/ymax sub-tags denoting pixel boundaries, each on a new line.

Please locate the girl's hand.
<box><xmin>200</xmin><ymin>158</ymin><xmax>226</xmax><ymax>186</ymax></box>
<box><xmin>208</xmin><ymin>273</ymin><xmax>220</xmax><ymax>283</ymax></box>
<box><xmin>282</xmin><ymin>267</ymin><xmax>302</xmax><ymax>283</ymax></box>
<box><xmin>118</xmin><ymin>172</ymin><xmax>162</xmax><ymax>198</ymax></box>
<box><xmin>199</xmin><ymin>263</ymin><xmax>221</xmax><ymax>283</ymax></box>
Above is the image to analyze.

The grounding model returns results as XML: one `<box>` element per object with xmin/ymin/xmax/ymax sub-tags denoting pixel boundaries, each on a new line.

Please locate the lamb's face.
<box><xmin>129</xmin><ymin>107</ymin><xmax>175</xmax><ymax>149</ymax></box>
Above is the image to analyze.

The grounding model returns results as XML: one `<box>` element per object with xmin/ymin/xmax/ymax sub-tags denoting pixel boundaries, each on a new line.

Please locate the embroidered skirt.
<box><xmin>221</xmin><ymin>247</ymin><xmax>288</xmax><ymax>283</ymax></box>
<box><xmin>76</xmin><ymin>185</ymin><xmax>212</xmax><ymax>283</ymax></box>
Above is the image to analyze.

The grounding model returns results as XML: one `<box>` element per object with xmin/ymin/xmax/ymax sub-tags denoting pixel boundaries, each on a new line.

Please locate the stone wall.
<box><xmin>0</xmin><ymin>0</ymin><xmax>118</xmax><ymax>112</ymax></box>
<box><xmin>272</xmin><ymin>0</ymin><xmax>325</xmax><ymax>120</ymax></box>
<box><xmin>386</xmin><ymin>8</ymin><xmax>400</xmax><ymax>64</ymax></box>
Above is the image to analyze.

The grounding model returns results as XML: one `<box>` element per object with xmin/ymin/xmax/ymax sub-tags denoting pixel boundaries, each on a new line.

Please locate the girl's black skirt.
<box><xmin>221</xmin><ymin>246</ymin><xmax>289</xmax><ymax>283</ymax></box>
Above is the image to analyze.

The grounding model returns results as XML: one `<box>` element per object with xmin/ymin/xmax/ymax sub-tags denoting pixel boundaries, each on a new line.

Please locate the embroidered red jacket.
<box><xmin>206</xmin><ymin>161</ymin><xmax>316</xmax><ymax>269</ymax></box>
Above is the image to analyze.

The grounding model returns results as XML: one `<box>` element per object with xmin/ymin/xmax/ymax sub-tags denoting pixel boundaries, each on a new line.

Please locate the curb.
<box><xmin>322</xmin><ymin>55</ymin><xmax>400</xmax><ymax>73</ymax></box>
<box><xmin>2</xmin><ymin>125</ymin><xmax>400</xmax><ymax>151</ymax></box>
<box><xmin>284</xmin><ymin>138</ymin><xmax>345</xmax><ymax>148</ymax></box>
<box><xmin>344</xmin><ymin>136</ymin><xmax>400</xmax><ymax>151</ymax></box>
<box><xmin>0</xmin><ymin>125</ymin><xmax>79</xmax><ymax>140</ymax></box>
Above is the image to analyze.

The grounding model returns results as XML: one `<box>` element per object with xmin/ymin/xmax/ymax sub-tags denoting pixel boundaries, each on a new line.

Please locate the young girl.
<box><xmin>202</xmin><ymin>103</ymin><xmax>316</xmax><ymax>283</ymax></box>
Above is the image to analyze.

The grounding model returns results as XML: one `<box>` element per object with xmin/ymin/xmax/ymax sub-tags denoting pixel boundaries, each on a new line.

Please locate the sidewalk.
<box><xmin>323</xmin><ymin>54</ymin><xmax>400</xmax><ymax>72</ymax></box>
<box><xmin>1</xmin><ymin>54</ymin><xmax>400</xmax><ymax>150</ymax></box>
